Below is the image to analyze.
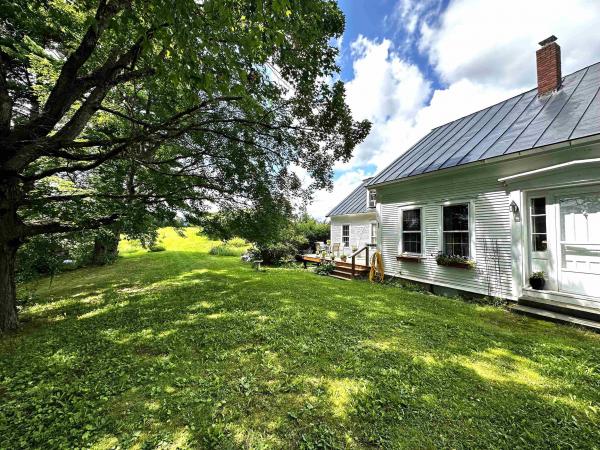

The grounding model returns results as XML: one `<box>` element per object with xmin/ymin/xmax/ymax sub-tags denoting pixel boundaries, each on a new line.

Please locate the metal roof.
<box><xmin>367</xmin><ymin>61</ymin><xmax>600</xmax><ymax>187</ymax></box>
<box><xmin>326</xmin><ymin>178</ymin><xmax>373</xmax><ymax>217</ymax></box>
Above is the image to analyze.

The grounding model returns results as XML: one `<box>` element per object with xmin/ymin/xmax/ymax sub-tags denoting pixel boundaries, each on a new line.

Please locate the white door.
<box><xmin>557</xmin><ymin>192</ymin><xmax>600</xmax><ymax>297</ymax></box>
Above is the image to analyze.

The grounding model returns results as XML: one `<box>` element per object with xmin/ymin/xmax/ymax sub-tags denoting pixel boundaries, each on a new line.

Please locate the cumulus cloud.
<box><xmin>307</xmin><ymin>0</ymin><xmax>600</xmax><ymax>219</ymax></box>
<box><xmin>423</xmin><ymin>0</ymin><xmax>600</xmax><ymax>88</ymax></box>
<box><xmin>341</xmin><ymin>36</ymin><xmax>431</xmax><ymax>170</ymax></box>
<box><xmin>308</xmin><ymin>169</ymin><xmax>371</xmax><ymax>219</ymax></box>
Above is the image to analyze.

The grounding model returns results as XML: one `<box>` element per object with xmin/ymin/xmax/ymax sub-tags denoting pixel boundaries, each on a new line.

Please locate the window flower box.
<box><xmin>397</xmin><ymin>254</ymin><xmax>422</xmax><ymax>262</ymax></box>
<box><xmin>435</xmin><ymin>253</ymin><xmax>475</xmax><ymax>270</ymax></box>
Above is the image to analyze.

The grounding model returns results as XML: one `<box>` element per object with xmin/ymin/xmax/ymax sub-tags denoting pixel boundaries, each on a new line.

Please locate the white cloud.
<box><xmin>341</xmin><ymin>36</ymin><xmax>431</xmax><ymax>171</ymax></box>
<box><xmin>307</xmin><ymin>0</ymin><xmax>600</xmax><ymax>219</ymax></box>
<box><xmin>306</xmin><ymin>169</ymin><xmax>370</xmax><ymax>219</ymax></box>
<box><xmin>423</xmin><ymin>0</ymin><xmax>600</xmax><ymax>89</ymax></box>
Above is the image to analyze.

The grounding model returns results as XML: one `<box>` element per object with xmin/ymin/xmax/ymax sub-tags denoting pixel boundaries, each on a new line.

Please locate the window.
<box><xmin>442</xmin><ymin>204</ymin><xmax>470</xmax><ymax>257</ymax></box>
<box><xmin>342</xmin><ymin>225</ymin><xmax>350</xmax><ymax>247</ymax></box>
<box><xmin>370</xmin><ymin>223</ymin><xmax>378</xmax><ymax>244</ymax></box>
<box><xmin>401</xmin><ymin>208</ymin><xmax>422</xmax><ymax>254</ymax></box>
<box><xmin>368</xmin><ymin>190</ymin><xmax>377</xmax><ymax>208</ymax></box>
<box><xmin>530</xmin><ymin>197</ymin><xmax>547</xmax><ymax>251</ymax></box>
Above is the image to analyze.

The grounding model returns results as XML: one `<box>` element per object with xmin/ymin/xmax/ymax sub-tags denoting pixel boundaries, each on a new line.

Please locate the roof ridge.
<box><xmin>365</xmin><ymin>59</ymin><xmax>600</xmax><ymax>188</ymax></box>
<box><xmin>428</xmin><ymin>60</ymin><xmax>600</xmax><ymax>134</ymax></box>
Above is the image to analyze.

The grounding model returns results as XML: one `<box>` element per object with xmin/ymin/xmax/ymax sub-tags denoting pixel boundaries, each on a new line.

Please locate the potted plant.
<box><xmin>529</xmin><ymin>271</ymin><xmax>545</xmax><ymax>290</ymax></box>
<box><xmin>326</xmin><ymin>239</ymin><xmax>331</xmax><ymax>246</ymax></box>
<box><xmin>340</xmin><ymin>254</ymin><xmax>347</xmax><ymax>262</ymax></box>
<box><xmin>351</xmin><ymin>245</ymin><xmax>358</xmax><ymax>253</ymax></box>
<box><xmin>435</xmin><ymin>253</ymin><xmax>475</xmax><ymax>269</ymax></box>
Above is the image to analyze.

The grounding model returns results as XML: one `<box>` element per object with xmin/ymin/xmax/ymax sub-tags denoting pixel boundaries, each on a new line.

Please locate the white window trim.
<box><xmin>341</xmin><ymin>224</ymin><xmax>351</xmax><ymax>248</ymax></box>
<box><xmin>528</xmin><ymin>195</ymin><xmax>548</xmax><ymax>257</ymax></box>
<box><xmin>439</xmin><ymin>200</ymin><xmax>476</xmax><ymax>259</ymax></box>
<box><xmin>399</xmin><ymin>205</ymin><xmax>425</xmax><ymax>256</ymax></box>
<box><xmin>367</xmin><ymin>189</ymin><xmax>377</xmax><ymax>209</ymax></box>
<box><xmin>369</xmin><ymin>221</ymin><xmax>378</xmax><ymax>245</ymax></box>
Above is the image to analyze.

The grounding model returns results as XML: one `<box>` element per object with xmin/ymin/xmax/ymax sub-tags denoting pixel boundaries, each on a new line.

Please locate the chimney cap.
<box><xmin>538</xmin><ymin>35</ymin><xmax>558</xmax><ymax>47</ymax></box>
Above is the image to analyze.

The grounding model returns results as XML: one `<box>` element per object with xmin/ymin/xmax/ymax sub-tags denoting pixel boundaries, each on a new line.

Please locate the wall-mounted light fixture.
<box><xmin>510</xmin><ymin>200</ymin><xmax>520</xmax><ymax>222</ymax></box>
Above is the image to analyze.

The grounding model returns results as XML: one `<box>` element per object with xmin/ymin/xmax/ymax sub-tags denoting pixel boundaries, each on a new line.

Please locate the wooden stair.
<box><xmin>329</xmin><ymin>260</ymin><xmax>370</xmax><ymax>281</ymax></box>
<box><xmin>511</xmin><ymin>296</ymin><xmax>600</xmax><ymax>333</ymax></box>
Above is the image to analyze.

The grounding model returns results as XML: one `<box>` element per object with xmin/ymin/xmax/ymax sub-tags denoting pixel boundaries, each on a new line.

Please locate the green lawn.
<box><xmin>1</xmin><ymin>228</ymin><xmax>599</xmax><ymax>449</ymax></box>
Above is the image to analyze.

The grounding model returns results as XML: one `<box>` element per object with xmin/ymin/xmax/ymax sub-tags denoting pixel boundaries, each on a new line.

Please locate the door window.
<box><xmin>530</xmin><ymin>197</ymin><xmax>547</xmax><ymax>252</ymax></box>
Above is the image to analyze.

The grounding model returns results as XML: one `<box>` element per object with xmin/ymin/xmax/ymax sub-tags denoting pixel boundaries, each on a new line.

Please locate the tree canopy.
<box><xmin>0</xmin><ymin>0</ymin><xmax>370</xmax><ymax>331</ymax></box>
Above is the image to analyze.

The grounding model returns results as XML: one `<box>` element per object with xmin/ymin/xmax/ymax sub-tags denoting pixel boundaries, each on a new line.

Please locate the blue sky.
<box><xmin>337</xmin><ymin>0</ymin><xmax>448</xmax><ymax>85</ymax></box>
<box><xmin>307</xmin><ymin>0</ymin><xmax>600</xmax><ymax>218</ymax></box>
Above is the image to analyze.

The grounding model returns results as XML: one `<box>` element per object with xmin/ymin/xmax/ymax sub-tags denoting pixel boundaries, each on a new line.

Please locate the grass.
<box><xmin>209</xmin><ymin>244</ymin><xmax>247</xmax><ymax>257</ymax></box>
<box><xmin>2</xmin><ymin>228</ymin><xmax>600</xmax><ymax>449</ymax></box>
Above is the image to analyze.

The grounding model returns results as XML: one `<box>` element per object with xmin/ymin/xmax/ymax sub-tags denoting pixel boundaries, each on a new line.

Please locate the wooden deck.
<box><xmin>301</xmin><ymin>254</ymin><xmax>370</xmax><ymax>280</ymax></box>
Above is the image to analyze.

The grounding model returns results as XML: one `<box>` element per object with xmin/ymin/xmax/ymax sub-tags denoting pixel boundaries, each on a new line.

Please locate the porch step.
<box><xmin>329</xmin><ymin>273</ymin><xmax>352</xmax><ymax>281</ymax></box>
<box><xmin>511</xmin><ymin>305</ymin><xmax>600</xmax><ymax>333</ymax></box>
<box><xmin>332</xmin><ymin>266</ymin><xmax>367</xmax><ymax>276</ymax></box>
<box><xmin>333</xmin><ymin>260</ymin><xmax>370</xmax><ymax>271</ymax></box>
<box><xmin>330</xmin><ymin>269</ymin><xmax>356</xmax><ymax>279</ymax></box>
<box><xmin>518</xmin><ymin>296</ymin><xmax>600</xmax><ymax>322</ymax></box>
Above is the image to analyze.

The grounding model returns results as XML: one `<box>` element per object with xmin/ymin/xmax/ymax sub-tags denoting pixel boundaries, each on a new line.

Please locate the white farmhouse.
<box><xmin>345</xmin><ymin>36</ymin><xmax>600</xmax><ymax>328</ymax></box>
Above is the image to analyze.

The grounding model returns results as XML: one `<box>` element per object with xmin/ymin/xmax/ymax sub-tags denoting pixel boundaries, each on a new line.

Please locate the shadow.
<box><xmin>2</xmin><ymin>246</ymin><xmax>600</xmax><ymax>448</ymax></box>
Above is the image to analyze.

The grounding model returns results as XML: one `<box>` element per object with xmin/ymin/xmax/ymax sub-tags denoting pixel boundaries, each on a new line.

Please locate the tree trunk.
<box><xmin>91</xmin><ymin>227</ymin><xmax>120</xmax><ymax>265</ymax></box>
<box><xmin>0</xmin><ymin>241</ymin><xmax>18</xmax><ymax>332</ymax></box>
<box><xmin>0</xmin><ymin>177</ymin><xmax>22</xmax><ymax>333</ymax></box>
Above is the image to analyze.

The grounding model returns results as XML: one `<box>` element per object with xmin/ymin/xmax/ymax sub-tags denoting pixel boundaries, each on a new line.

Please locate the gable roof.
<box><xmin>368</xmin><ymin>61</ymin><xmax>600</xmax><ymax>187</ymax></box>
<box><xmin>326</xmin><ymin>178</ymin><xmax>372</xmax><ymax>217</ymax></box>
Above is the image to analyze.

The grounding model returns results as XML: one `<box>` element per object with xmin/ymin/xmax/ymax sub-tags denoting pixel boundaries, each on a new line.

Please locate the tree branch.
<box><xmin>12</xmin><ymin>0</ymin><xmax>130</xmax><ymax>140</ymax></box>
<box><xmin>22</xmin><ymin>214</ymin><xmax>119</xmax><ymax>237</ymax></box>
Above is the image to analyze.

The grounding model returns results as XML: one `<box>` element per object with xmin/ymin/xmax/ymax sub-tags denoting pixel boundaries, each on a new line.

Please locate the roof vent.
<box><xmin>536</xmin><ymin>35</ymin><xmax>561</xmax><ymax>96</ymax></box>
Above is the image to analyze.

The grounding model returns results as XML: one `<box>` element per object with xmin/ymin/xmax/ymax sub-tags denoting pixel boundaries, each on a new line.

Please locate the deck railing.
<box><xmin>350</xmin><ymin>246</ymin><xmax>370</xmax><ymax>277</ymax></box>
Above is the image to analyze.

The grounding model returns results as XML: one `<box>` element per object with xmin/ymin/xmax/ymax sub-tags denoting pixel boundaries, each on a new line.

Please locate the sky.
<box><xmin>306</xmin><ymin>0</ymin><xmax>600</xmax><ymax>219</ymax></box>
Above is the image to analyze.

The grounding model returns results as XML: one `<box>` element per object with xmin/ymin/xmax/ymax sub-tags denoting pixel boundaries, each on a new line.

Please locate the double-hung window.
<box><xmin>442</xmin><ymin>204</ymin><xmax>470</xmax><ymax>257</ymax></box>
<box><xmin>342</xmin><ymin>225</ymin><xmax>350</xmax><ymax>247</ymax></box>
<box><xmin>370</xmin><ymin>223</ymin><xmax>378</xmax><ymax>245</ymax></box>
<box><xmin>401</xmin><ymin>208</ymin><xmax>422</xmax><ymax>254</ymax></box>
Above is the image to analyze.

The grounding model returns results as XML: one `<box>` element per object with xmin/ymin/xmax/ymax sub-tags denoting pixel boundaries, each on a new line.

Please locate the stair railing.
<box><xmin>350</xmin><ymin>246</ymin><xmax>370</xmax><ymax>277</ymax></box>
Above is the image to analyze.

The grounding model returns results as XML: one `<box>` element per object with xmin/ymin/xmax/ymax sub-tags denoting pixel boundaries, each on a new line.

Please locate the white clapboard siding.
<box><xmin>378</xmin><ymin>170</ymin><xmax>514</xmax><ymax>299</ymax></box>
<box><xmin>330</xmin><ymin>213</ymin><xmax>376</xmax><ymax>250</ymax></box>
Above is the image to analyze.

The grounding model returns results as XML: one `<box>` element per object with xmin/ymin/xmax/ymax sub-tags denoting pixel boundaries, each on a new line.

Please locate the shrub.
<box><xmin>314</xmin><ymin>262</ymin><xmax>335</xmax><ymax>275</ymax></box>
<box><xmin>295</xmin><ymin>216</ymin><xmax>329</xmax><ymax>252</ymax></box>
<box><xmin>209</xmin><ymin>245</ymin><xmax>246</xmax><ymax>256</ymax></box>
<box><xmin>16</xmin><ymin>232</ymin><xmax>95</xmax><ymax>282</ymax></box>
<box><xmin>149</xmin><ymin>244</ymin><xmax>166</xmax><ymax>252</ymax></box>
<box><xmin>248</xmin><ymin>238</ymin><xmax>304</xmax><ymax>264</ymax></box>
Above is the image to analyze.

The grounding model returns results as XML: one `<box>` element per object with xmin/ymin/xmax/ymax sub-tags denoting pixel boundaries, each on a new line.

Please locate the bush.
<box><xmin>295</xmin><ymin>215</ymin><xmax>329</xmax><ymax>252</ymax></box>
<box><xmin>209</xmin><ymin>245</ymin><xmax>246</xmax><ymax>256</ymax></box>
<box><xmin>248</xmin><ymin>239</ymin><xmax>302</xmax><ymax>264</ymax></box>
<box><xmin>149</xmin><ymin>244</ymin><xmax>166</xmax><ymax>252</ymax></box>
<box><xmin>16</xmin><ymin>233</ymin><xmax>95</xmax><ymax>283</ymax></box>
<box><xmin>314</xmin><ymin>262</ymin><xmax>335</xmax><ymax>275</ymax></box>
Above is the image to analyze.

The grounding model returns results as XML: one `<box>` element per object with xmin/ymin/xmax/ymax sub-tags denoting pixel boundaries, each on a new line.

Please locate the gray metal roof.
<box><xmin>327</xmin><ymin>178</ymin><xmax>373</xmax><ymax>217</ymax></box>
<box><xmin>368</xmin><ymin>61</ymin><xmax>600</xmax><ymax>187</ymax></box>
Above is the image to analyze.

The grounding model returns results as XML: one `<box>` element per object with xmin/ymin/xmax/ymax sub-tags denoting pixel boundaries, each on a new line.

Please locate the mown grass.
<box><xmin>1</xmin><ymin>228</ymin><xmax>599</xmax><ymax>449</ymax></box>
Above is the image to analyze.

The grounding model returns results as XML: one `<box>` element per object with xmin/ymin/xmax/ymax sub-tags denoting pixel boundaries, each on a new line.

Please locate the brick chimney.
<box><xmin>536</xmin><ymin>35</ymin><xmax>561</xmax><ymax>96</ymax></box>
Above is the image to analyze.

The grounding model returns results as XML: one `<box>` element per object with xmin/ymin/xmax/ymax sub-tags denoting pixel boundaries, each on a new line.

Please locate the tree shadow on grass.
<box><xmin>2</xmin><ymin>253</ymin><xmax>600</xmax><ymax>448</ymax></box>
